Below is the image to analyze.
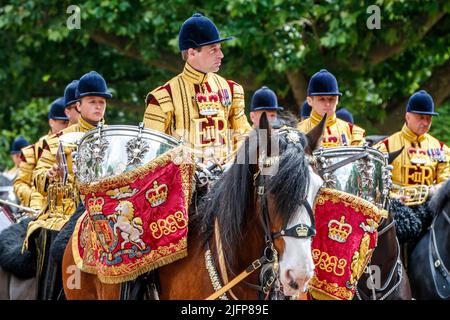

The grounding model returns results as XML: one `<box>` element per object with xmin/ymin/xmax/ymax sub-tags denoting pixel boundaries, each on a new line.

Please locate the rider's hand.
<box><xmin>46</xmin><ymin>163</ymin><xmax>59</xmax><ymax>181</ymax></box>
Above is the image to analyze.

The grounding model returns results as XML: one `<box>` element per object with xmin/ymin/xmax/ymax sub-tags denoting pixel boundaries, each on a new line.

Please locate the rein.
<box><xmin>428</xmin><ymin>209</ymin><xmax>450</xmax><ymax>299</ymax></box>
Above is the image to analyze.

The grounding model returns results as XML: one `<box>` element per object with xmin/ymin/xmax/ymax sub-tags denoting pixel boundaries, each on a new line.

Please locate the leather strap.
<box><xmin>429</xmin><ymin>210</ymin><xmax>450</xmax><ymax>299</ymax></box>
<box><xmin>320</xmin><ymin>152</ymin><xmax>368</xmax><ymax>175</ymax></box>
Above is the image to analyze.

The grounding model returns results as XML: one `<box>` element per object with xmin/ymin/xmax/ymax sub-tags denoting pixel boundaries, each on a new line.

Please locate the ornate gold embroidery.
<box><xmin>145</xmin><ymin>180</ymin><xmax>168</xmax><ymax>207</ymax></box>
<box><xmin>314</xmin><ymin>188</ymin><xmax>388</xmax><ymax>222</ymax></box>
<box><xmin>309</xmin><ymin>277</ymin><xmax>353</xmax><ymax>300</ymax></box>
<box><xmin>328</xmin><ymin>216</ymin><xmax>352</xmax><ymax>243</ymax></box>
<box><xmin>149</xmin><ymin>211</ymin><xmax>188</xmax><ymax>239</ymax></box>
<box><xmin>312</xmin><ymin>248</ymin><xmax>347</xmax><ymax>277</ymax></box>
<box><xmin>349</xmin><ymin>233</ymin><xmax>372</xmax><ymax>287</ymax></box>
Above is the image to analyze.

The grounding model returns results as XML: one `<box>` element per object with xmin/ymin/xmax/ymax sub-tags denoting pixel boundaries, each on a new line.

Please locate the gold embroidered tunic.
<box><xmin>297</xmin><ymin>111</ymin><xmax>366</xmax><ymax>148</ymax></box>
<box><xmin>24</xmin><ymin>117</ymin><xmax>96</xmax><ymax>247</ymax></box>
<box><xmin>13</xmin><ymin>134</ymin><xmax>49</xmax><ymax>210</ymax></box>
<box><xmin>375</xmin><ymin>124</ymin><xmax>450</xmax><ymax>186</ymax></box>
<box><xmin>143</xmin><ymin>63</ymin><xmax>251</xmax><ymax>163</ymax></box>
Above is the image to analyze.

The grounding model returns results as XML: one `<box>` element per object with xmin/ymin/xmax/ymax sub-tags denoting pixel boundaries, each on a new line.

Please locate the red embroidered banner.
<box><xmin>72</xmin><ymin>146</ymin><xmax>195</xmax><ymax>284</ymax></box>
<box><xmin>308</xmin><ymin>188</ymin><xmax>388</xmax><ymax>300</ymax></box>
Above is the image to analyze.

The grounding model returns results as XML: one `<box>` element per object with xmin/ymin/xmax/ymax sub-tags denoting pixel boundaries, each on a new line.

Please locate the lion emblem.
<box><xmin>112</xmin><ymin>200</ymin><xmax>146</xmax><ymax>250</ymax></box>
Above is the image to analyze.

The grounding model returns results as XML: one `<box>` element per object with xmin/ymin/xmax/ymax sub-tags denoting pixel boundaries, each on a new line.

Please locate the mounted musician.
<box><xmin>22</xmin><ymin>71</ymin><xmax>112</xmax><ymax>299</ymax></box>
<box><xmin>13</xmin><ymin>98</ymin><xmax>69</xmax><ymax>212</ymax></box>
<box><xmin>297</xmin><ymin>69</ymin><xmax>365</xmax><ymax>148</ymax></box>
<box><xmin>375</xmin><ymin>90</ymin><xmax>450</xmax><ymax>205</ymax></box>
<box><xmin>375</xmin><ymin>90</ymin><xmax>450</xmax><ymax>268</ymax></box>
<box><xmin>249</xmin><ymin>86</ymin><xmax>284</xmax><ymax>128</ymax></box>
<box><xmin>3</xmin><ymin>136</ymin><xmax>30</xmax><ymax>182</ymax></box>
<box><xmin>143</xmin><ymin>13</ymin><xmax>251</xmax><ymax>165</ymax></box>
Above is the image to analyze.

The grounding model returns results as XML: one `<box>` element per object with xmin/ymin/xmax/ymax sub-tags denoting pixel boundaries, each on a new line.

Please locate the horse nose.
<box><xmin>284</xmin><ymin>268</ymin><xmax>313</xmax><ymax>293</ymax></box>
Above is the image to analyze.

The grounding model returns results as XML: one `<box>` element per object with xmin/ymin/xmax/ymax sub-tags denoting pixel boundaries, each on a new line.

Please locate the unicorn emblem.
<box><xmin>112</xmin><ymin>200</ymin><xmax>146</xmax><ymax>250</ymax></box>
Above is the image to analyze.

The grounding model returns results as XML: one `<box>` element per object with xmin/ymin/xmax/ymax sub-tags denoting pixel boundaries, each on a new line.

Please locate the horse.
<box><xmin>62</xmin><ymin>113</ymin><xmax>326</xmax><ymax>300</ymax></box>
<box><xmin>355</xmin><ymin>206</ymin><xmax>412</xmax><ymax>300</ymax></box>
<box><xmin>0</xmin><ymin>173</ymin><xmax>37</xmax><ymax>300</ymax></box>
<box><xmin>408</xmin><ymin>179</ymin><xmax>450</xmax><ymax>299</ymax></box>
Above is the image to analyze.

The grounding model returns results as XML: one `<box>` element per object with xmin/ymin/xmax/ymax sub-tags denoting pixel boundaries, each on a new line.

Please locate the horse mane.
<box><xmin>192</xmin><ymin>127</ymin><xmax>311</xmax><ymax>265</ymax></box>
<box><xmin>429</xmin><ymin>179</ymin><xmax>450</xmax><ymax>215</ymax></box>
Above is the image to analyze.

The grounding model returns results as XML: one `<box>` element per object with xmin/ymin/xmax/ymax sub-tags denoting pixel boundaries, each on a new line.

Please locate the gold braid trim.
<box><xmin>78</xmin><ymin>145</ymin><xmax>194</xmax><ymax>196</ymax></box>
<box><xmin>314</xmin><ymin>188</ymin><xmax>388</xmax><ymax>223</ymax></box>
<box><xmin>309</xmin><ymin>277</ymin><xmax>353</xmax><ymax>300</ymax></box>
<box><xmin>72</xmin><ymin>146</ymin><xmax>195</xmax><ymax>284</ymax></box>
<box><xmin>72</xmin><ymin>211</ymin><xmax>188</xmax><ymax>284</ymax></box>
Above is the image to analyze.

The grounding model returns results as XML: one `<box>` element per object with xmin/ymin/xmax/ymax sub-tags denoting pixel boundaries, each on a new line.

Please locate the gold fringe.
<box><xmin>72</xmin><ymin>212</ymin><xmax>189</xmax><ymax>284</ymax></box>
<box><xmin>314</xmin><ymin>188</ymin><xmax>388</xmax><ymax>223</ymax></box>
<box><xmin>93</xmin><ymin>250</ymin><xmax>187</xmax><ymax>284</ymax></box>
<box><xmin>309</xmin><ymin>288</ymin><xmax>342</xmax><ymax>300</ymax></box>
<box><xmin>71</xmin><ymin>211</ymin><xmax>88</xmax><ymax>270</ymax></box>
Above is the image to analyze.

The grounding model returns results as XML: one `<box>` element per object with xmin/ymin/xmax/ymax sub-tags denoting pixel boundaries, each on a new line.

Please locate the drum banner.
<box><xmin>72</xmin><ymin>145</ymin><xmax>195</xmax><ymax>284</ymax></box>
<box><xmin>308</xmin><ymin>188</ymin><xmax>388</xmax><ymax>300</ymax></box>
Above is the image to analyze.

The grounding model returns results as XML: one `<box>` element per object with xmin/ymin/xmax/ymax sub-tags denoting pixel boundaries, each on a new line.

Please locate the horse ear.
<box><xmin>258</xmin><ymin>112</ymin><xmax>272</xmax><ymax>157</ymax></box>
<box><xmin>305</xmin><ymin>113</ymin><xmax>326</xmax><ymax>154</ymax></box>
<box><xmin>388</xmin><ymin>146</ymin><xmax>404</xmax><ymax>164</ymax></box>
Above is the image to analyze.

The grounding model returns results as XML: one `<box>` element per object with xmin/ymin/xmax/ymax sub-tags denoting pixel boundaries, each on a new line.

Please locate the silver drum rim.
<box><xmin>74</xmin><ymin>125</ymin><xmax>180</xmax><ymax>184</ymax></box>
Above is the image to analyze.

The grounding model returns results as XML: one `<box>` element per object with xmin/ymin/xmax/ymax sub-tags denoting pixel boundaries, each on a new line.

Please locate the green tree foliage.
<box><xmin>1</xmin><ymin>0</ymin><xmax>449</xmax><ymax>166</ymax></box>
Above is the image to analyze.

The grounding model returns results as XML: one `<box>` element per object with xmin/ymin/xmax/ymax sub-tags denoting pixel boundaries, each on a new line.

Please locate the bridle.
<box><xmin>428</xmin><ymin>208</ymin><xmax>450</xmax><ymax>299</ymax></box>
<box><xmin>205</xmin><ymin>151</ymin><xmax>316</xmax><ymax>300</ymax></box>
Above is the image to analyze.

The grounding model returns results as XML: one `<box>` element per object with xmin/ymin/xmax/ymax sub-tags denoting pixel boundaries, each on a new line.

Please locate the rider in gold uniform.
<box><xmin>25</xmin><ymin>71</ymin><xmax>112</xmax><ymax>299</ymax></box>
<box><xmin>375</xmin><ymin>90</ymin><xmax>450</xmax><ymax>266</ymax></box>
<box><xmin>13</xmin><ymin>98</ymin><xmax>69</xmax><ymax>211</ymax></box>
<box><xmin>3</xmin><ymin>136</ymin><xmax>29</xmax><ymax>182</ymax></box>
<box><xmin>143</xmin><ymin>13</ymin><xmax>251</xmax><ymax>164</ymax></box>
<box><xmin>375</xmin><ymin>90</ymin><xmax>450</xmax><ymax>203</ymax></box>
<box><xmin>249</xmin><ymin>86</ymin><xmax>284</xmax><ymax>128</ymax></box>
<box><xmin>297</xmin><ymin>69</ymin><xmax>365</xmax><ymax>148</ymax></box>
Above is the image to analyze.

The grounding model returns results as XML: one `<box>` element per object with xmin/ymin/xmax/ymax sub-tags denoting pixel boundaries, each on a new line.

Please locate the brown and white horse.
<box><xmin>62</xmin><ymin>114</ymin><xmax>326</xmax><ymax>300</ymax></box>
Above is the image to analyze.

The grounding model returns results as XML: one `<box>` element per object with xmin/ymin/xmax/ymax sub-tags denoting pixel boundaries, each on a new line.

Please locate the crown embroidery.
<box><xmin>296</xmin><ymin>225</ymin><xmax>309</xmax><ymax>237</ymax></box>
<box><xmin>408</xmin><ymin>147</ymin><xmax>428</xmax><ymax>165</ymax></box>
<box><xmin>196</xmin><ymin>92</ymin><xmax>221</xmax><ymax>116</ymax></box>
<box><xmin>87</xmin><ymin>195</ymin><xmax>105</xmax><ymax>214</ymax></box>
<box><xmin>145</xmin><ymin>180</ymin><xmax>168</xmax><ymax>207</ymax></box>
<box><xmin>322</xmin><ymin>136</ymin><xmax>339</xmax><ymax>148</ymax></box>
<box><xmin>328</xmin><ymin>216</ymin><xmax>352</xmax><ymax>243</ymax></box>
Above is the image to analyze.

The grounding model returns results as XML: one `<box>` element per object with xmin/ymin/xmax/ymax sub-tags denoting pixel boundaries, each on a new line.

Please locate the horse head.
<box><xmin>197</xmin><ymin>112</ymin><xmax>325</xmax><ymax>298</ymax></box>
<box><xmin>266</xmin><ymin>113</ymin><xmax>325</xmax><ymax>296</ymax></box>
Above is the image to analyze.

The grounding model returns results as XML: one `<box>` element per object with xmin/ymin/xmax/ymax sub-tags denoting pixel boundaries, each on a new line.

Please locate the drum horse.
<box><xmin>62</xmin><ymin>114</ymin><xmax>326</xmax><ymax>299</ymax></box>
<box><xmin>0</xmin><ymin>173</ymin><xmax>37</xmax><ymax>299</ymax></box>
<box><xmin>408</xmin><ymin>178</ymin><xmax>450</xmax><ymax>299</ymax></box>
<box><xmin>313</xmin><ymin>146</ymin><xmax>412</xmax><ymax>300</ymax></box>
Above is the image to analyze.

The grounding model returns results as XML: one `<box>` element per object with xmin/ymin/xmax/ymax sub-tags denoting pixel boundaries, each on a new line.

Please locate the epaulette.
<box><xmin>147</xmin><ymin>84</ymin><xmax>174</xmax><ymax>114</ymax></box>
<box><xmin>382</xmin><ymin>138</ymin><xmax>389</xmax><ymax>152</ymax></box>
<box><xmin>21</xmin><ymin>145</ymin><xmax>36</xmax><ymax>164</ymax></box>
<box><xmin>226</xmin><ymin>80</ymin><xmax>243</xmax><ymax>97</ymax></box>
<box><xmin>46</xmin><ymin>132</ymin><xmax>63</xmax><ymax>154</ymax></box>
<box><xmin>145</xmin><ymin>84</ymin><xmax>172</xmax><ymax>105</ymax></box>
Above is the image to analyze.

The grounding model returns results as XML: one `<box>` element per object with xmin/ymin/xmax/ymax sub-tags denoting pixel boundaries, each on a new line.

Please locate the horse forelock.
<box><xmin>430</xmin><ymin>179</ymin><xmax>450</xmax><ymax>215</ymax></box>
<box><xmin>267</xmin><ymin>130</ymin><xmax>312</xmax><ymax>227</ymax></box>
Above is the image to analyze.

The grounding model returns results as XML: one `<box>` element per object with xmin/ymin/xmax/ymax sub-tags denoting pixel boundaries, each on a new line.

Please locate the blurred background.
<box><xmin>1</xmin><ymin>0</ymin><xmax>449</xmax><ymax>168</ymax></box>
